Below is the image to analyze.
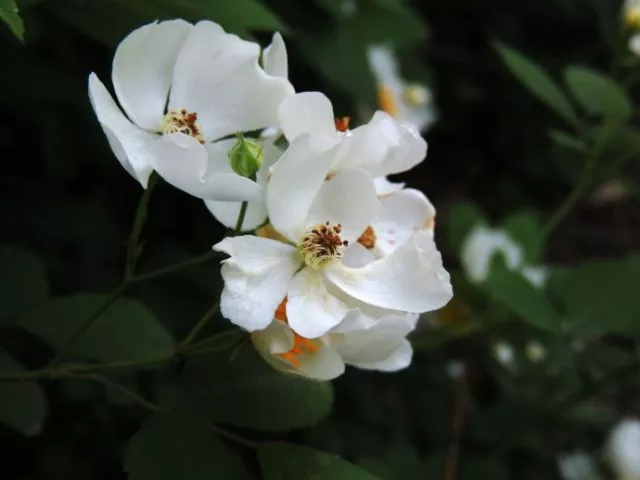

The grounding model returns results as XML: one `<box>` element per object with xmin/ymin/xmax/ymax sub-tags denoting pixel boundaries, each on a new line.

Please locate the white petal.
<box><xmin>460</xmin><ymin>226</ymin><xmax>523</xmax><ymax>283</ymax></box>
<box><xmin>341</xmin><ymin>243</ymin><xmax>376</xmax><ymax>268</ymax></box>
<box><xmin>374</xmin><ymin>177</ymin><xmax>405</xmax><ymax>196</ymax></box>
<box><xmin>213</xmin><ymin>235</ymin><xmax>299</xmax><ymax>274</ymax></box>
<box><xmin>169</xmin><ymin>20</ymin><xmax>294</xmax><ymax>141</ymax></box>
<box><xmin>262</xmin><ymin>32</ymin><xmax>288</xmax><ymax>79</ymax></box>
<box><xmin>287</xmin><ymin>268</ymin><xmax>351</xmax><ymax>339</ymax></box>
<box><xmin>266</xmin><ymin>133</ymin><xmax>341</xmax><ymax>241</ymax></box>
<box><xmin>353</xmin><ymin>340</ymin><xmax>413</xmax><ymax>372</ymax></box>
<box><xmin>139</xmin><ymin>134</ymin><xmax>261</xmax><ymax>201</ymax></box>
<box><xmin>630</xmin><ymin>34</ymin><xmax>640</xmax><ymax>57</ymax></box>
<box><xmin>367</xmin><ymin>45</ymin><xmax>400</xmax><ymax>86</ymax></box>
<box><xmin>325</xmin><ymin>232</ymin><xmax>452</xmax><ymax>313</ymax></box>
<box><xmin>278</xmin><ymin>92</ymin><xmax>336</xmax><ymax>142</ymax></box>
<box><xmin>112</xmin><ymin>19</ymin><xmax>192</xmax><ymax>131</ymax></box>
<box><xmin>373</xmin><ymin>188</ymin><xmax>435</xmax><ymax>256</ymax></box>
<box><xmin>205</xmin><ymin>199</ymin><xmax>267</xmax><ymax>231</ymax></box>
<box><xmin>218</xmin><ymin>248</ymin><xmax>301</xmax><ymax>331</ymax></box>
<box><xmin>305</xmin><ymin>169</ymin><xmax>379</xmax><ymax>244</ymax></box>
<box><xmin>296</xmin><ymin>342</ymin><xmax>345</xmax><ymax>380</ymax></box>
<box><xmin>520</xmin><ymin>265</ymin><xmax>548</xmax><ymax>289</ymax></box>
<box><xmin>88</xmin><ymin>73</ymin><xmax>157</xmax><ymax>187</ymax></box>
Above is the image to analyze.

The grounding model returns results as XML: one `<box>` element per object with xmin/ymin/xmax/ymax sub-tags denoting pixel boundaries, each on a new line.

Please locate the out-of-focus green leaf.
<box><xmin>564</xmin><ymin>66</ymin><xmax>632</xmax><ymax>120</ymax></box>
<box><xmin>501</xmin><ymin>210</ymin><xmax>543</xmax><ymax>263</ymax></box>
<box><xmin>0</xmin><ymin>245</ymin><xmax>48</xmax><ymax>324</ymax></box>
<box><xmin>18</xmin><ymin>293</ymin><xmax>175</xmax><ymax>363</ymax></box>
<box><xmin>0</xmin><ymin>0</ymin><xmax>24</xmax><ymax>40</ymax></box>
<box><xmin>447</xmin><ymin>201</ymin><xmax>487</xmax><ymax>253</ymax></box>
<box><xmin>174</xmin><ymin>347</ymin><xmax>333</xmax><ymax>432</ymax></box>
<box><xmin>493</xmin><ymin>42</ymin><xmax>578</xmax><ymax>127</ymax></box>
<box><xmin>552</xmin><ymin>257</ymin><xmax>640</xmax><ymax>337</ymax></box>
<box><xmin>0</xmin><ymin>349</ymin><xmax>47</xmax><ymax>435</ymax></box>
<box><xmin>548</xmin><ymin>130</ymin><xmax>586</xmax><ymax>152</ymax></box>
<box><xmin>258</xmin><ymin>443</ymin><xmax>382</xmax><ymax>479</ymax></box>
<box><xmin>125</xmin><ymin>413</ymin><xmax>248</xmax><ymax>480</ymax></box>
<box><xmin>588</xmin><ymin>124</ymin><xmax>640</xmax><ymax>166</ymax></box>
<box><xmin>485</xmin><ymin>264</ymin><xmax>563</xmax><ymax>333</ymax></box>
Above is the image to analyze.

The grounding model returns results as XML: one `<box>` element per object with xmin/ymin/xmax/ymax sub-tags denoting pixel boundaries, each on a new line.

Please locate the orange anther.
<box><xmin>378</xmin><ymin>86</ymin><xmax>398</xmax><ymax>117</ymax></box>
<box><xmin>334</xmin><ymin>116</ymin><xmax>351</xmax><ymax>132</ymax></box>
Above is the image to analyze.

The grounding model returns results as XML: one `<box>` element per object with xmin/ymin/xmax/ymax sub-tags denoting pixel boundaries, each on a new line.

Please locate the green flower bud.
<box><xmin>228</xmin><ymin>133</ymin><xmax>264</xmax><ymax>178</ymax></box>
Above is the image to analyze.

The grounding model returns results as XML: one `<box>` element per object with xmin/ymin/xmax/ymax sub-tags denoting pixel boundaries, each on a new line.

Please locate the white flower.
<box><xmin>607</xmin><ymin>418</ymin><xmax>640</xmax><ymax>480</ymax></box>
<box><xmin>88</xmin><ymin>20</ymin><xmax>293</xmax><ymax>202</ymax></box>
<box><xmin>366</xmin><ymin>45</ymin><xmax>436</xmax><ymax>132</ymax></box>
<box><xmin>525</xmin><ymin>341</ymin><xmax>546</xmax><ymax>363</ymax></box>
<box><xmin>461</xmin><ymin>225</ymin><xmax>547</xmax><ymax>288</ymax></box>
<box><xmin>625</xmin><ymin>0</ymin><xmax>640</xmax><ymax>28</ymax></box>
<box><xmin>493</xmin><ymin>341</ymin><xmax>515</xmax><ymax>368</ymax></box>
<box><xmin>213</xmin><ymin>132</ymin><xmax>452</xmax><ymax>338</ymax></box>
<box><xmin>251</xmin><ymin>309</ymin><xmax>419</xmax><ymax>381</ymax></box>
<box><xmin>278</xmin><ymin>91</ymin><xmax>427</xmax><ymax>196</ymax></box>
<box><xmin>558</xmin><ymin>451</ymin><xmax>601</xmax><ymax>480</ymax></box>
<box><xmin>630</xmin><ymin>33</ymin><xmax>640</xmax><ymax>57</ymax></box>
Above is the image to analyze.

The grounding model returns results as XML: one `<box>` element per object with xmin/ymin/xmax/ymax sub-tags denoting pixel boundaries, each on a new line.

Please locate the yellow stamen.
<box><xmin>298</xmin><ymin>222</ymin><xmax>348</xmax><ymax>269</ymax></box>
<box><xmin>162</xmin><ymin>108</ymin><xmax>204</xmax><ymax>144</ymax></box>
<box><xmin>378</xmin><ymin>85</ymin><xmax>398</xmax><ymax>117</ymax></box>
<box><xmin>273</xmin><ymin>298</ymin><xmax>318</xmax><ymax>367</ymax></box>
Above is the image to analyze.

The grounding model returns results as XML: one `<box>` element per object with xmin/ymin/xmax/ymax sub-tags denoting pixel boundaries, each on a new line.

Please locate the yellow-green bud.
<box><xmin>228</xmin><ymin>133</ymin><xmax>264</xmax><ymax>178</ymax></box>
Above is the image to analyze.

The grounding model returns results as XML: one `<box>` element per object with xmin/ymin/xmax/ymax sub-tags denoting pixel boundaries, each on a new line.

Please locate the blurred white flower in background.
<box><xmin>89</xmin><ymin>20</ymin><xmax>293</xmax><ymax>203</ymax></box>
<box><xmin>460</xmin><ymin>225</ymin><xmax>548</xmax><ymax>289</ymax></box>
<box><xmin>366</xmin><ymin>45</ymin><xmax>436</xmax><ymax>132</ymax></box>
<box><xmin>558</xmin><ymin>451</ymin><xmax>601</xmax><ymax>480</ymax></box>
<box><xmin>607</xmin><ymin>418</ymin><xmax>640</xmax><ymax>480</ymax></box>
<box><xmin>492</xmin><ymin>341</ymin><xmax>515</xmax><ymax>369</ymax></box>
<box><xmin>525</xmin><ymin>341</ymin><xmax>546</xmax><ymax>363</ymax></box>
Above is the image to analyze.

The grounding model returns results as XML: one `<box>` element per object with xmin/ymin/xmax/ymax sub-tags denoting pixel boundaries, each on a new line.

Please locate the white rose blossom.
<box><xmin>461</xmin><ymin>224</ymin><xmax>548</xmax><ymax>289</ymax></box>
<box><xmin>213</xmin><ymin>132</ymin><xmax>452</xmax><ymax>339</ymax></box>
<box><xmin>366</xmin><ymin>45</ymin><xmax>436</xmax><ymax>132</ymax></box>
<box><xmin>558</xmin><ymin>451</ymin><xmax>601</xmax><ymax>480</ymax></box>
<box><xmin>607</xmin><ymin>418</ymin><xmax>640</xmax><ymax>480</ymax></box>
<box><xmin>88</xmin><ymin>20</ymin><xmax>293</xmax><ymax>204</ymax></box>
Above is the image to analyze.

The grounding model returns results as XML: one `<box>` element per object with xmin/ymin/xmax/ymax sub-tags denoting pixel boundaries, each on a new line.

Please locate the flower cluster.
<box><xmin>626</xmin><ymin>0</ymin><xmax>640</xmax><ymax>56</ymax></box>
<box><xmin>89</xmin><ymin>19</ymin><xmax>453</xmax><ymax>380</ymax></box>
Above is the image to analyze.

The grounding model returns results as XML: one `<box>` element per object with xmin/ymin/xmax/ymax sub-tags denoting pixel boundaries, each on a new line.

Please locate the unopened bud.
<box><xmin>229</xmin><ymin>133</ymin><xmax>263</xmax><ymax>178</ymax></box>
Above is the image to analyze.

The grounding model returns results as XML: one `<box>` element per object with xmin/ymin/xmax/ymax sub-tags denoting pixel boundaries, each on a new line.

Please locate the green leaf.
<box><xmin>588</xmin><ymin>124</ymin><xmax>640</xmax><ymax>166</ymax></box>
<box><xmin>552</xmin><ymin>257</ymin><xmax>640</xmax><ymax>337</ymax></box>
<box><xmin>501</xmin><ymin>210</ymin><xmax>543</xmax><ymax>263</ymax></box>
<box><xmin>447</xmin><ymin>201</ymin><xmax>487</xmax><ymax>253</ymax></box>
<box><xmin>0</xmin><ymin>349</ymin><xmax>47</xmax><ymax>435</ymax></box>
<box><xmin>0</xmin><ymin>0</ymin><xmax>24</xmax><ymax>40</ymax></box>
<box><xmin>564</xmin><ymin>66</ymin><xmax>632</xmax><ymax>120</ymax></box>
<box><xmin>548</xmin><ymin>130</ymin><xmax>586</xmax><ymax>152</ymax></box>
<box><xmin>258</xmin><ymin>443</ymin><xmax>382</xmax><ymax>480</ymax></box>
<box><xmin>493</xmin><ymin>42</ymin><xmax>578</xmax><ymax>127</ymax></box>
<box><xmin>0</xmin><ymin>245</ymin><xmax>49</xmax><ymax>324</ymax></box>
<box><xmin>125</xmin><ymin>413</ymin><xmax>248</xmax><ymax>480</ymax></box>
<box><xmin>484</xmin><ymin>264</ymin><xmax>563</xmax><ymax>332</ymax></box>
<box><xmin>18</xmin><ymin>293</ymin><xmax>174</xmax><ymax>363</ymax></box>
<box><xmin>174</xmin><ymin>347</ymin><xmax>333</xmax><ymax>432</ymax></box>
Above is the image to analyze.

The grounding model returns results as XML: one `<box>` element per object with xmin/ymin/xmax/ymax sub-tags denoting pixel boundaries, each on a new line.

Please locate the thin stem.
<box><xmin>130</xmin><ymin>250</ymin><xmax>220</xmax><ymax>284</ymax></box>
<box><xmin>179</xmin><ymin>303</ymin><xmax>220</xmax><ymax>348</ymax></box>
<box><xmin>206</xmin><ymin>423</ymin><xmax>258</xmax><ymax>449</ymax></box>
<box><xmin>75</xmin><ymin>373</ymin><xmax>163</xmax><ymax>411</ymax></box>
<box><xmin>125</xmin><ymin>172</ymin><xmax>159</xmax><ymax>279</ymax></box>
<box><xmin>234</xmin><ymin>201</ymin><xmax>249</xmax><ymax>232</ymax></box>
<box><xmin>48</xmin><ymin>282</ymin><xmax>129</xmax><ymax>366</ymax></box>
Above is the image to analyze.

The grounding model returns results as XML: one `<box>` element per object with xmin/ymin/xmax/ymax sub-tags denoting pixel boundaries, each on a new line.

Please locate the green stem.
<box><xmin>179</xmin><ymin>303</ymin><xmax>220</xmax><ymax>348</ymax></box>
<box><xmin>207</xmin><ymin>423</ymin><xmax>258</xmax><ymax>449</ymax></box>
<box><xmin>48</xmin><ymin>282</ymin><xmax>129</xmax><ymax>366</ymax></box>
<box><xmin>75</xmin><ymin>373</ymin><xmax>163</xmax><ymax>411</ymax></box>
<box><xmin>234</xmin><ymin>201</ymin><xmax>249</xmax><ymax>233</ymax></box>
<box><xmin>130</xmin><ymin>250</ymin><xmax>220</xmax><ymax>284</ymax></box>
<box><xmin>125</xmin><ymin>172</ymin><xmax>159</xmax><ymax>279</ymax></box>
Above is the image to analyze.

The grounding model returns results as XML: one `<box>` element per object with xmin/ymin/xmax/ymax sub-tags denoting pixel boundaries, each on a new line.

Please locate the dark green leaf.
<box><xmin>564</xmin><ymin>66</ymin><xmax>632</xmax><ymax>119</ymax></box>
<box><xmin>125</xmin><ymin>413</ymin><xmax>248</xmax><ymax>480</ymax></box>
<box><xmin>0</xmin><ymin>0</ymin><xmax>24</xmax><ymax>40</ymax></box>
<box><xmin>0</xmin><ymin>245</ymin><xmax>48</xmax><ymax>324</ymax></box>
<box><xmin>485</xmin><ymin>264</ymin><xmax>563</xmax><ymax>332</ymax></box>
<box><xmin>18</xmin><ymin>293</ymin><xmax>174</xmax><ymax>363</ymax></box>
<box><xmin>501</xmin><ymin>210</ymin><xmax>543</xmax><ymax>263</ymax></box>
<box><xmin>548</xmin><ymin>130</ymin><xmax>586</xmax><ymax>152</ymax></box>
<box><xmin>493</xmin><ymin>42</ymin><xmax>578</xmax><ymax>127</ymax></box>
<box><xmin>258</xmin><ymin>443</ymin><xmax>382</xmax><ymax>479</ymax></box>
<box><xmin>588</xmin><ymin>124</ymin><xmax>640</xmax><ymax>166</ymax></box>
<box><xmin>552</xmin><ymin>258</ymin><xmax>640</xmax><ymax>337</ymax></box>
<box><xmin>174</xmin><ymin>347</ymin><xmax>333</xmax><ymax>432</ymax></box>
<box><xmin>447</xmin><ymin>201</ymin><xmax>487</xmax><ymax>253</ymax></box>
<box><xmin>0</xmin><ymin>349</ymin><xmax>47</xmax><ymax>435</ymax></box>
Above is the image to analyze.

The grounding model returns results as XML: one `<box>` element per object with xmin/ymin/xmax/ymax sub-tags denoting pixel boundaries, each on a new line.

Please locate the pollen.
<box><xmin>334</xmin><ymin>116</ymin><xmax>351</xmax><ymax>132</ymax></box>
<box><xmin>298</xmin><ymin>222</ymin><xmax>348</xmax><ymax>269</ymax></box>
<box><xmin>162</xmin><ymin>108</ymin><xmax>205</xmax><ymax>144</ymax></box>
<box><xmin>357</xmin><ymin>225</ymin><xmax>377</xmax><ymax>249</ymax></box>
<box><xmin>378</xmin><ymin>85</ymin><xmax>398</xmax><ymax>117</ymax></box>
<box><xmin>272</xmin><ymin>297</ymin><xmax>319</xmax><ymax>367</ymax></box>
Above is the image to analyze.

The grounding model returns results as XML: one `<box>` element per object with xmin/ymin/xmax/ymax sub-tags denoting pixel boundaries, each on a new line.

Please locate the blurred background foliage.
<box><xmin>1</xmin><ymin>0</ymin><xmax>640</xmax><ymax>478</ymax></box>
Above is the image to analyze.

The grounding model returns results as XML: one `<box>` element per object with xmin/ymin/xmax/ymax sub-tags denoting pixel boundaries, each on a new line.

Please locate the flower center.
<box><xmin>162</xmin><ymin>108</ymin><xmax>204</xmax><ymax>144</ymax></box>
<box><xmin>273</xmin><ymin>297</ymin><xmax>318</xmax><ymax>367</ymax></box>
<box><xmin>403</xmin><ymin>84</ymin><xmax>431</xmax><ymax>107</ymax></box>
<box><xmin>378</xmin><ymin>85</ymin><xmax>398</xmax><ymax>117</ymax></box>
<box><xmin>334</xmin><ymin>116</ymin><xmax>351</xmax><ymax>132</ymax></box>
<box><xmin>357</xmin><ymin>225</ymin><xmax>377</xmax><ymax>249</ymax></box>
<box><xmin>298</xmin><ymin>222</ymin><xmax>348</xmax><ymax>269</ymax></box>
